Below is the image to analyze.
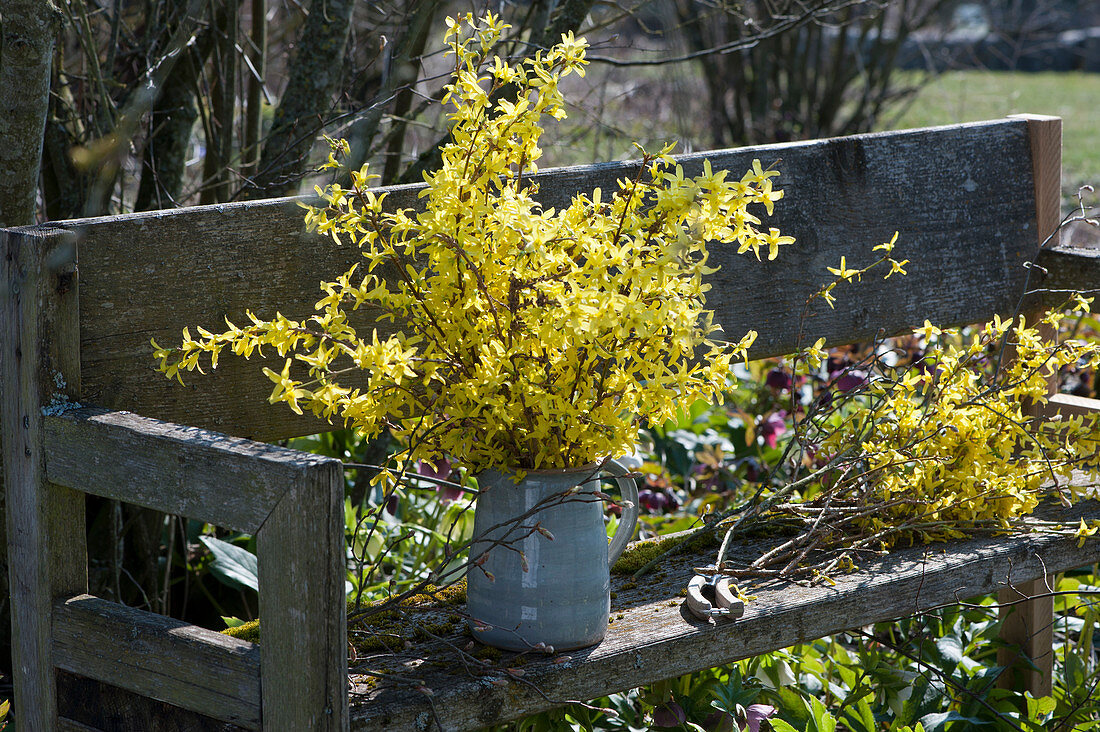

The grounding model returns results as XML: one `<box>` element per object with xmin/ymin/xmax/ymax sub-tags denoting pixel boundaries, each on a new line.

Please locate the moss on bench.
<box><xmin>221</xmin><ymin>579</ymin><xmax>468</xmax><ymax>651</ymax></box>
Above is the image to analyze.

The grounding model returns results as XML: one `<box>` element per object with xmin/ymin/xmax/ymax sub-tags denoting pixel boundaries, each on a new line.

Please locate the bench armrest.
<box><xmin>44</xmin><ymin>407</ymin><xmax>348</xmax><ymax>729</ymax></box>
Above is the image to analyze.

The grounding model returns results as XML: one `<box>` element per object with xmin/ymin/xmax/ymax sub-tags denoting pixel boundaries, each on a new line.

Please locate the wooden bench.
<box><xmin>3</xmin><ymin>114</ymin><xmax>1100</xmax><ymax>730</ymax></box>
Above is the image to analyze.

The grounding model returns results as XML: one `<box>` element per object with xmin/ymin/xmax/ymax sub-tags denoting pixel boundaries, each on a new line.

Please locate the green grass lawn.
<box><xmin>889</xmin><ymin>70</ymin><xmax>1100</xmax><ymax>202</ymax></box>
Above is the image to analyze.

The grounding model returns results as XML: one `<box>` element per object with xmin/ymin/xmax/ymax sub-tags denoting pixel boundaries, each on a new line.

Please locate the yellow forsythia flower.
<box><xmin>1075</xmin><ymin>518</ymin><xmax>1100</xmax><ymax>548</ymax></box>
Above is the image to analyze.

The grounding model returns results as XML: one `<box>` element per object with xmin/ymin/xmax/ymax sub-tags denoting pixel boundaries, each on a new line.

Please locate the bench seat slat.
<box><xmin>52</xmin><ymin>594</ymin><xmax>261</xmax><ymax>728</ymax></box>
<box><xmin>349</xmin><ymin>499</ymin><xmax>1100</xmax><ymax>731</ymax></box>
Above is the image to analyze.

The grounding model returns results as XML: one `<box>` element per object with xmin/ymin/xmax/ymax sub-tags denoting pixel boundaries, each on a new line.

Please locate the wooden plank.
<box><xmin>1035</xmin><ymin>245</ymin><xmax>1100</xmax><ymax>309</ymax></box>
<box><xmin>997</xmin><ymin>114</ymin><xmax>1062</xmax><ymax>699</ymax></box>
<box><xmin>57</xmin><ymin>671</ymin><xmax>251</xmax><ymax>732</ymax></box>
<box><xmin>997</xmin><ymin>579</ymin><xmax>1055</xmax><ymax>695</ymax></box>
<box><xmin>1</xmin><ymin>457</ymin><xmax>7</xmax><ymax>675</ymax></box>
<box><xmin>1041</xmin><ymin>392</ymin><xmax>1100</xmax><ymax>419</ymax></box>
<box><xmin>1</xmin><ymin>227</ymin><xmax>87</xmax><ymax>726</ymax></box>
<box><xmin>58</xmin><ymin>717</ymin><xmax>104</xmax><ymax>732</ymax></box>
<box><xmin>16</xmin><ymin>119</ymin><xmax>1040</xmax><ymax>441</ymax></box>
<box><xmin>1010</xmin><ymin>114</ymin><xmax>1063</xmax><ymax>252</ymax></box>
<box><xmin>349</xmin><ymin>501</ymin><xmax>1100</xmax><ymax>731</ymax></box>
<box><xmin>52</xmin><ymin>594</ymin><xmax>261</xmax><ymax>728</ymax></box>
<box><xmin>43</xmin><ymin>406</ymin><xmax>336</xmax><ymax>534</ymax></box>
<box><xmin>257</xmin><ymin>457</ymin><xmax>348</xmax><ymax>728</ymax></box>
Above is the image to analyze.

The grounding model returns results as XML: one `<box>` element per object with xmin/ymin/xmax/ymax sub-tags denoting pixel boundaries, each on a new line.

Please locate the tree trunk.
<box><xmin>134</xmin><ymin>63</ymin><xmax>202</xmax><ymax>211</ymax></box>
<box><xmin>0</xmin><ymin>1</ymin><xmax>62</xmax><ymax>225</ymax></box>
<box><xmin>41</xmin><ymin>81</ymin><xmax>91</xmax><ymax>221</ymax></box>
<box><xmin>135</xmin><ymin>1</ymin><xmax>230</xmax><ymax>211</ymax></box>
<box><xmin>241</xmin><ymin>0</ymin><xmax>267</xmax><ymax>182</ymax></box>
<box><xmin>199</xmin><ymin>0</ymin><xmax>240</xmax><ymax>204</ymax></box>
<box><xmin>338</xmin><ymin>0</ymin><xmax>440</xmax><ymax>185</ymax></box>
<box><xmin>528</xmin><ymin>0</ymin><xmax>596</xmax><ymax>52</ymax></box>
<box><xmin>246</xmin><ymin>0</ymin><xmax>357</xmax><ymax>197</ymax></box>
<box><xmin>380</xmin><ymin>0</ymin><xmax>442</xmax><ymax>183</ymax></box>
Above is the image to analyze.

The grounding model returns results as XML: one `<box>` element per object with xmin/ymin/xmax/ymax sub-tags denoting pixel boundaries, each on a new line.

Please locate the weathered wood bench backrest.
<box><xmin>4</xmin><ymin>115</ymin><xmax>1099</xmax><ymax>729</ymax></box>
<box><xmin>56</xmin><ymin>116</ymin><xmax>1083</xmax><ymax>439</ymax></box>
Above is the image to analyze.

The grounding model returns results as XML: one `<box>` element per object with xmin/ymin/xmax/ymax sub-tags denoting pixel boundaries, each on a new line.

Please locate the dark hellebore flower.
<box><xmin>743</xmin><ymin>704</ymin><xmax>777</xmax><ymax>732</ymax></box>
<box><xmin>416</xmin><ymin>457</ymin><xmax>463</xmax><ymax>502</ymax></box>
<box><xmin>652</xmin><ymin>700</ymin><xmax>687</xmax><ymax>727</ymax></box>
<box><xmin>832</xmin><ymin>368</ymin><xmax>868</xmax><ymax>393</ymax></box>
<box><xmin>765</xmin><ymin>367</ymin><xmax>793</xmax><ymax>391</ymax></box>
<box><xmin>638</xmin><ymin>487</ymin><xmax>681</xmax><ymax>514</ymax></box>
<box><xmin>759</xmin><ymin>410</ymin><xmax>788</xmax><ymax>449</ymax></box>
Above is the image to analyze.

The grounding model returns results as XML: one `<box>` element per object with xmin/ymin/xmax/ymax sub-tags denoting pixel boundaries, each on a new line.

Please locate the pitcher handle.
<box><xmin>601</xmin><ymin>458</ymin><xmax>640</xmax><ymax>567</ymax></box>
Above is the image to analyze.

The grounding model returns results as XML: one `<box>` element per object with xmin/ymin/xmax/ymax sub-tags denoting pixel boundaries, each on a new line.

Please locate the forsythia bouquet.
<box><xmin>153</xmin><ymin>13</ymin><xmax>794</xmax><ymax>474</ymax></box>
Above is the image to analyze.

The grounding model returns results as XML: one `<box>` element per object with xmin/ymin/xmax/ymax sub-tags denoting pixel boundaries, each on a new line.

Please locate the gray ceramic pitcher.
<box><xmin>466</xmin><ymin>460</ymin><xmax>639</xmax><ymax>651</ymax></box>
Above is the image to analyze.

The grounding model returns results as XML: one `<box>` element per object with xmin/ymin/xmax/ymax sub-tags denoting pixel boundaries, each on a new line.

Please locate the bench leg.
<box><xmin>994</xmin><ymin>114</ymin><xmax>1060</xmax><ymax>701</ymax></box>
<box><xmin>997</xmin><ymin>579</ymin><xmax>1054</xmax><ymax>697</ymax></box>
<box><xmin>2</xmin><ymin>229</ymin><xmax>87</xmax><ymax>727</ymax></box>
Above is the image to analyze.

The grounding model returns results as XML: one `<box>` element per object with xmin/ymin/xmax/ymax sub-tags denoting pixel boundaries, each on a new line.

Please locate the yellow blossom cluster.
<box><xmin>820</xmin><ymin>299</ymin><xmax>1100</xmax><ymax>545</ymax></box>
<box><xmin>815</xmin><ymin>232</ymin><xmax>908</xmax><ymax>310</ymax></box>
<box><xmin>153</xmin><ymin>13</ymin><xmax>794</xmax><ymax>474</ymax></box>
